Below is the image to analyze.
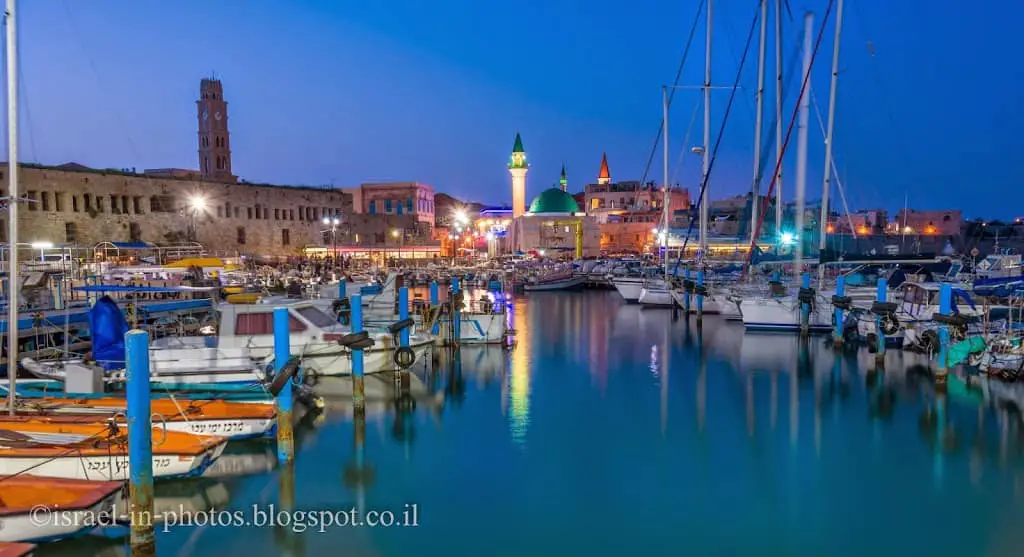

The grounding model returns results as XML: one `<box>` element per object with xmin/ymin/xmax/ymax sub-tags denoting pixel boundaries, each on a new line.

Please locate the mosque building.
<box><xmin>505</xmin><ymin>133</ymin><xmax>600</xmax><ymax>258</ymax></box>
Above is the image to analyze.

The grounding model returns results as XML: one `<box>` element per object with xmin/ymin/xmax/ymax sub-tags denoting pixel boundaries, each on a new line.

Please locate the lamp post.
<box><xmin>391</xmin><ymin>228</ymin><xmax>402</xmax><ymax>265</ymax></box>
<box><xmin>188</xmin><ymin>194</ymin><xmax>207</xmax><ymax>244</ymax></box>
<box><xmin>322</xmin><ymin>216</ymin><xmax>341</xmax><ymax>262</ymax></box>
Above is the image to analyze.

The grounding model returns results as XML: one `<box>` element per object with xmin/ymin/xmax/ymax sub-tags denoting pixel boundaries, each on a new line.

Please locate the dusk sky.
<box><xmin>11</xmin><ymin>0</ymin><xmax>1022</xmax><ymax>219</ymax></box>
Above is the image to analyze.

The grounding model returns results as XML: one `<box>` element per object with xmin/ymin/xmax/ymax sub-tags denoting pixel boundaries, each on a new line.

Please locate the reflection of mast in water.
<box><xmin>746</xmin><ymin>373</ymin><xmax>755</xmax><ymax>437</ymax></box>
<box><xmin>812</xmin><ymin>343</ymin><xmax>821</xmax><ymax>456</ymax></box>
<box><xmin>508</xmin><ymin>303</ymin><xmax>532</xmax><ymax>445</ymax></box>
<box><xmin>970</xmin><ymin>406</ymin><xmax>984</xmax><ymax>486</ymax></box>
<box><xmin>770</xmin><ymin>372</ymin><xmax>778</xmax><ymax>430</ymax></box>
<box><xmin>660</xmin><ymin>324</ymin><xmax>670</xmax><ymax>436</ymax></box>
<box><xmin>696</xmin><ymin>325</ymin><xmax>705</xmax><ymax>433</ymax></box>
<box><xmin>789</xmin><ymin>345</ymin><xmax>800</xmax><ymax>449</ymax></box>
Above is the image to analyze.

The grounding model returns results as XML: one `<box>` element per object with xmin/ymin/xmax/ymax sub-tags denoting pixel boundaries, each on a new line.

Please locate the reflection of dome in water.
<box><xmin>528</xmin><ymin>188</ymin><xmax>580</xmax><ymax>214</ymax></box>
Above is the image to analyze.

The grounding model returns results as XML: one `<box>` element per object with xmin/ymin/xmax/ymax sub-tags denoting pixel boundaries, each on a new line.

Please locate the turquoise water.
<box><xmin>40</xmin><ymin>290</ymin><xmax>1024</xmax><ymax>556</ymax></box>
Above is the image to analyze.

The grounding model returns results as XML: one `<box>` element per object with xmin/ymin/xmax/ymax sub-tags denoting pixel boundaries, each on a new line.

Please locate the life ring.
<box><xmin>880</xmin><ymin>314</ymin><xmax>900</xmax><ymax>336</ymax></box>
<box><xmin>268</xmin><ymin>357</ymin><xmax>302</xmax><ymax>396</ymax></box>
<box><xmin>393</xmin><ymin>346</ymin><xmax>416</xmax><ymax>369</ymax></box>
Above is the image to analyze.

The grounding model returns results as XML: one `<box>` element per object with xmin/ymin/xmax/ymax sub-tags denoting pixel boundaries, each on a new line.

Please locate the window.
<box><xmin>65</xmin><ymin>222</ymin><xmax>78</xmax><ymax>243</ymax></box>
<box><xmin>129</xmin><ymin>222</ymin><xmax>142</xmax><ymax>242</ymax></box>
<box><xmin>233</xmin><ymin>207</ymin><xmax>240</xmax><ymax>218</ymax></box>
<box><xmin>41</xmin><ymin>192</ymin><xmax>50</xmax><ymax>211</ymax></box>
<box><xmin>397</xmin><ymin>203</ymin><xmax>403</xmax><ymax>215</ymax></box>
<box><xmin>27</xmin><ymin>191</ymin><xmax>37</xmax><ymax>211</ymax></box>
<box><xmin>225</xmin><ymin>202</ymin><xmax>231</xmax><ymax>219</ymax></box>
<box><xmin>296</xmin><ymin>307</ymin><xmax>339</xmax><ymax>328</ymax></box>
<box><xmin>289</xmin><ymin>209</ymin><xmax>294</xmax><ymax>220</ymax></box>
<box><xmin>407</xmin><ymin>197</ymin><xmax>413</xmax><ymax>212</ymax></box>
<box><xmin>235</xmin><ymin>312</ymin><xmax>306</xmax><ymax>335</ymax></box>
<box><xmin>84</xmin><ymin>194</ymin><xmax>92</xmax><ymax>211</ymax></box>
<box><xmin>368</xmin><ymin>201</ymin><xmax>376</xmax><ymax>214</ymax></box>
<box><xmin>255</xmin><ymin>204</ymin><xmax>262</xmax><ymax>219</ymax></box>
<box><xmin>385</xmin><ymin>200</ymin><xmax>392</xmax><ymax>213</ymax></box>
<box><xmin>274</xmin><ymin>208</ymin><xmax>280</xmax><ymax>220</ymax></box>
<box><xmin>133</xmin><ymin>196</ymin><xmax>142</xmax><ymax>214</ymax></box>
<box><xmin>282</xmin><ymin>228</ymin><xmax>290</xmax><ymax>246</ymax></box>
<box><xmin>237</xmin><ymin>226</ymin><xmax>246</xmax><ymax>244</ymax></box>
<box><xmin>247</xmin><ymin>207</ymin><xmax>253</xmax><ymax>219</ymax></box>
<box><xmin>72</xmin><ymin>195</ymin><xmax>79</xmax><ymax>212</ymax></box>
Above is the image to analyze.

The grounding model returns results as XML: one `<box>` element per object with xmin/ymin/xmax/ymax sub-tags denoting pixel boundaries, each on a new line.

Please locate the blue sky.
<box><xmin>9</xmin><ymin>0</ymin><xmax>1022</xmax><ymax>219</ymax></box>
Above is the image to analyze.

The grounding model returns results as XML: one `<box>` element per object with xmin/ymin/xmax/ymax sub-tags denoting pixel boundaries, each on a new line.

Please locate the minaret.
<box><xmin>197</xmin><ymin>78</ymin><xmax>235</xmax><ymax>182</ymax></box>
<box><xmin>559</xmin><ymin>164</ymin><xmax>568</xmax><ymax>192</ymax></box>
<box><xmin>597</xmin><ymin>152</ymin><xmax>611</xmax><ymax>185</ymax></box>
<box><xmin>508</xmin><ymin>132</ymin><xmax>529</xmax><ymax>218</ymax></box>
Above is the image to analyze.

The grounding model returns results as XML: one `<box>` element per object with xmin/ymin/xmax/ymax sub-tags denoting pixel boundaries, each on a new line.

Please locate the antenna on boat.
<box><xmin>6</xmin><ymin>0</ymin><xmax>19</xmax><ymax>415</ymax></box>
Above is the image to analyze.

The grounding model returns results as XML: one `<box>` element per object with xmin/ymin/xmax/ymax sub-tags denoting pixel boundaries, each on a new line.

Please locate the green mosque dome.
<box><xmin>528</xmin><ymin>188</ymin><xmax>580</xmax><ymax>214</ymax></box>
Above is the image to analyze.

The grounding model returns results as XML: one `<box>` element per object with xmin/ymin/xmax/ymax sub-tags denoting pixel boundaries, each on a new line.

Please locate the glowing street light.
<box><xmin>189</xmin><ymin>194</ymin><xmax>207</xmax><ymax>212</ymax></box>
<box><xmin>779</xmin><ymin>232</ymin><xmax>796</xmax><ymax>246</ymax></box>
<box><xmin>187</xmin><ymin>194</ymin><xmax>207</xmax><ymax>243</ymax></box>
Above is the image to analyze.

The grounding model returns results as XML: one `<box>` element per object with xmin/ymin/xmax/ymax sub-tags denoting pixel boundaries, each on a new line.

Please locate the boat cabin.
<box><xmin>898</xmin><ymin>282</ymin><xmax>975</xmax><ymax>319</ymax></box>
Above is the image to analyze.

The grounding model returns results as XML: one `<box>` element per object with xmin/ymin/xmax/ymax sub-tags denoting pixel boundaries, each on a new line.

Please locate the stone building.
<box><xmin>3</xmin><ymin>78</ymin><xmax>445</xmax><ymax>258</ymax></box>
<box><xmin>6</xmin><ymin>163</ymin><xmax>352</xmax><ymax>257</ymax></box>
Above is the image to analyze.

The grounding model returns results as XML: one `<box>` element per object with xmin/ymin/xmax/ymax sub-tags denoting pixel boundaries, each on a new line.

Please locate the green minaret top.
<box><xmin>512</xmin><ymin>132</ymin><xmax>525</xmax><ymax>153</ymax></box>
<box><xmin>509</xmin><ymin>132</ymin><xmax>527</xmax><ymax>169</ymax></box>
<box><xmin>559</xmin><ymin>164</ymin><xmax>567</xmax><ymax>191</ymax></box>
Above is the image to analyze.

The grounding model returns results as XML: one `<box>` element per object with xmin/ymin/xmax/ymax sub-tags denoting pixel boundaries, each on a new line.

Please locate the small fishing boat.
<box><xmin>638</xmin><ymin>278</ymin><xmax>674</xmax><ymax>308</ymax></box>
<box><xmin>0</xmin><ymin>421</ymin><xmax>226</xmax><ymax>480</ymax></box>
<box><xmin>1</xmin><ymin>397</ymin><xmax>277</xmax><ymax>440</ymax></box>
<box><xmin>523</xmin><ymin>271</ymin><xmax>585</xmax><ymax>292</ymax></box>
<box><xmin>0</xmin><ymin>476</ymin><xmax>122</xmax><ymax>543</ymax></box>
<box><xmin>0</xmin><ymin>544</ymin><xmax>34</xmax><ymax>557</ymax></box>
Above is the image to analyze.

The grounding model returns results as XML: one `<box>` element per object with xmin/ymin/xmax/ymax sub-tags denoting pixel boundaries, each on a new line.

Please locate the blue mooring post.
<box><xmin>800</xmin><ymin>272</ymin><xmax>811</xmax><ymax>335</ymax></box>
<box><xmin>125</xmin><ymin>330</ymin><xmax>155</xmax><ymax>555</ymax></box>
<box><xmin>937</xmin><ymin>283</ymin><xmax>952</xmax><ymax>388</ymax></box>
<box><xmin>338</xmin><ymin>279</ymin><xmax>347</xmax><ymax>299</ymax></box>
<box><xmin>429</xmin><ymin>281</ymin><xmax>440</xmax><ymax>335</ymax></box>
<box><xmin>351</xmin><ymin>294</ymin><xmax>365</xmax><ymax>406</ymax></box>
<box><xmin>833</xmin><ymin>275</ymin><xmax>845</xmax><ymax>345</ymax></box>
<box><xmin>399</xmin><ymin>286</ymin><xmax>410</xmax><ymax>347</ymax></box>
<box><xmin>696</xmin><ymin>270</ymin><xmax>705</xmax><ymax>325</ymax></box>
<box><xmin>874</xmin><ymin>278</ymin><xmax>888</xmax><ymax>361</ymax></box>
<box><xmin>683</xmin><ymin>268</ymin><xmax>692</xmax><ymax>314</ymax></box>
<box><xmin>273</xmin><ymin>307</ymin><xmax>294</xmax><ymax>463</ymax></box>
<box><xmin>452</xmin><ymin>277</ymin><xmax>462</xmax><ymax>343</ymax></box>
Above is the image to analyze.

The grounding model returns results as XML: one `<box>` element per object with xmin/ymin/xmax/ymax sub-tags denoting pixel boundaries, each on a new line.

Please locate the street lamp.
<box><xmin>188</xmin><ymin>194</ymin><xmax>207</xmax><ymax>243</ymax></box>
<box><xmin>322</xmin><ymin>216</ymin><xmax>341</xmax><ymax>260</ymax></box>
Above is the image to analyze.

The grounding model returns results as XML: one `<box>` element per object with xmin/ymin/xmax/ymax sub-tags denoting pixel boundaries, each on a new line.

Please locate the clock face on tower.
<box><xmin>215</xmin><ymin>111</ymin><xmax>222</xmax><ymax>121</ymax></box>
<box><xmin>202</xmin><ymin>110</ymin><xmax>209</xmax><ymax>121</ymax></box>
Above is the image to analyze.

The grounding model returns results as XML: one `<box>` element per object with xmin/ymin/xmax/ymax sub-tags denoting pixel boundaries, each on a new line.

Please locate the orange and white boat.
<box><xmin>5</xmin><ymin>397</ymin><xmax>276</xmax><ymax>440</ymax></box>
<box><xmin>0</xmin><ymin>421</ymin><xmax>226</xmax><ymax>481</ymax></box>
<box><xmin>0</xmin><ymin>476</ymin><xmax>122</xmax><ymax>543</ymax></box>
<box><xmin>0</xmin><ymin>543</ymin><xmax>35</xmax><ymax>557</ymax></box>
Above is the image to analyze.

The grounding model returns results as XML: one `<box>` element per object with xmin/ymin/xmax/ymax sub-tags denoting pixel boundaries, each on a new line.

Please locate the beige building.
<box><xmin>8</xmin><ymin>163</ymin><xmax>352</xmax><ymax>257</ymax></box>
<box><xmin>345</xmin><ymin>181</ymin><xmax>436</xmax><ymax>233</ymax></box>
<box><xmin>582</xmin><ymin>154</ymin><xmax>690</xmax><ymax>224</ymax></box>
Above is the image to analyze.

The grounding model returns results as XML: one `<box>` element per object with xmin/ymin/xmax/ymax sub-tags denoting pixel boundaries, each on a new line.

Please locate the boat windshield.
<box><xmin>295</xmin><ymin>306</ymin><xmax>339</xmax><ymax>329</ymax></box>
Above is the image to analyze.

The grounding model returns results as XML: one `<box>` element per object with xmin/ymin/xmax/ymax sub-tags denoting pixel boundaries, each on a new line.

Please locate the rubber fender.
<box><xmin>871</xmin><ymin>301</ymin><xmax>898</xmax><ymax>315</ymax></box>
<box><xmin>831</xmin><ymin>295</ymin><xmax>853</xmax><ymax>309</ymax></box>
<box><xmin>388</xmin><ymin>318</ymin><xmax>415</xmax><ymax>335</ymax></box>
<box><xmin>393</xmin><ymin>346</ymin><xmax>416</xmax><ymax>369</ymax></box>
<box><xmin>682</xmin><ymin>280</ymin><xmax>696</xmax><ymax>293</ymax></box>
<box><xmin>348</xmin><ymin>337</ymin><xmax>376</xmax><ymax>351</ymax></box>
<box><xmin>337</xmin><ymin>331</ymin><xmax>370</xmax><ymax>347</ymax></box>
<box><xmin>693</xmin><ymin>285</ymin><xmax>708</xmax><ymax>296</ymax></box>
<box><xmin>268</xmin><ymin>357</ymin><xmax>302</xmax><ymax>397</ymax></box>
<box><xmin>797</xmin><ymin>288</ymin><xmax>816</xmax><ymax>304</ymax></box>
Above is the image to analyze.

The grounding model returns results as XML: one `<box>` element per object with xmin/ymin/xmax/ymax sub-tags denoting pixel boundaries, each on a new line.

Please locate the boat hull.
<box><xmin>740</xmin><ymin>297</ymin><xmax>832</xmax><ymax>332</ymax></box>
<box><xmin>612</xmin><ymin>279</ymin><xmax>644</xmax><ymax>302</ymax></box>
<box><xmin>0</xmin><ymin>444</ymin><xmax>225</xmax><ymax>481</ymax></box>
<box><xmin>524</xmin><ymin>276</ymin><xmax>586</xmax><ymax>291</ymax></box>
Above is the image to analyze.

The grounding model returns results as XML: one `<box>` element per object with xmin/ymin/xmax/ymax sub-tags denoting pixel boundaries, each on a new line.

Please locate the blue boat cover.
<box><xmin>88</xmin><ymin>296</ymin><xmax>128</xmax><ymax>370</ymax></box>
<box><xmin>109</xmin><ymin>241</ymin><xmax>155</xmax><ymax>249</ymax></box>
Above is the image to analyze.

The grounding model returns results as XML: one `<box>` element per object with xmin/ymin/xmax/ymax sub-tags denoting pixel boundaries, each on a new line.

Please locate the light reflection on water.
<box><xmin>40</xmin><ymin>289</ymin><xmax>1024</xmax><ymax>557</ymax></box>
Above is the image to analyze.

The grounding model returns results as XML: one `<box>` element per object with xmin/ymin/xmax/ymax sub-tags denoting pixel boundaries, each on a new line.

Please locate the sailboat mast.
<box><xmin>6</xmin><ymin>0</ymin><xmax>18</xmax><ymax>415</ymax></box>
<box><xmin>773</xmin><ymin>0</ymin><xmax>785</xmax><ymax>242</ymax></box>
<box><xmin>699</xmin><ymin>0</ymin><xmax>712</xmax><ymax>261</ymax></box>
<box><xmin>662</xmin><ymin>85</ymin><xmax>670</xmax><ymax>278</ymax></box>
<box><xmin>793</xmin><ymin>12</ymin><xmax>813</xmax><ymax>280</ymax></box>
<box><xmin>817</xmin><ymin>0</ymin><xmax>845</xmax><ymax>284</ymax></box>
<box><xmin>750</xmin><ymin>0</ymin><xmax>767</xmax><ymax>245</ymax></box>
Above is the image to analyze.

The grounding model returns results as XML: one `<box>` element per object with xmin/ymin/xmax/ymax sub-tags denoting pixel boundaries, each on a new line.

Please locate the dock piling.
<box><xmin>936</xmin><ymin>283</ymin><xmax>952</xmax><ymax>389</ymax></box>
<box><xmin>352</xmin><ymin>294</ymin><xmax>365</xmax><ymax>407</ymax></box>
<box><xmin>832</xmin><ymin>275</ymin><xmax>845</xmax><ymax>345</ymax></box>
<box><xmin>125</xmin><ymin>329</ymin><xmax>155</xmax><ymax>556</ymax></box>
<box><xmin>683</xmin><ymin>268</ymin><xmax>692</xmax><ymax>314</ymax></box>
<box><xmin>338</xmin><ymin>279</ymin><xmax>347</xmax><ymax>299</ymax></box>
<box><xmin>696</xmin><ymin>270</ymin><xmax>705</xmax><ymax>325</ymax></box>
<box><xmin>800</xmin><ymin>272</ymin><xmax>811</xmax><ymax>336</ymax></box>
<box><xmin>398</xmin><ymin>286</ymin><xmax>410</xmax><ymax>347</ymax></box>
<box><xmin>874</xmin><ymin>278</ymin><xmax>888</xmax><ymax>362</ymax></box>
<box><xmin>429</xmin><ymin>281</ymin><xmax>440</xmax><ymax>335</ymax></box>
<box><xmin>273</xmin><ymin>307</ymin><xmax>295</xmax><ymax>463</ymax></box>
<box><xmin>451</xmin><ymin>277</ymin><xmax>462</xmax><ymax>345</ymax></box>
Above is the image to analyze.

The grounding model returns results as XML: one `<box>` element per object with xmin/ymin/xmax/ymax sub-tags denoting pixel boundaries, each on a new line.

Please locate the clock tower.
<box><xmin>197</xmin><ymin>78</ymin><xmax>236</xmax><ymax>182</ymax></box>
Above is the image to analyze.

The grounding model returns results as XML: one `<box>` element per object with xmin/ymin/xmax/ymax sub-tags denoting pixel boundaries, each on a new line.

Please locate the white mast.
<box><xmin>750</xmin><ymin>0</ymin><xmax>768</xmax><ymax>245</ymax></box>
<box><xmin>662</xmin><ymin>85</ymin><xmax>670</xmax><ymax>278</ymax></box>
<box><xmin>773</xmin><ymin>0</ymin><xmax>784</xmax><ymax>242</ymax></box>
<box><xmin>699</xmin><ymin>0</ymin><xmax>712</xmax><ymax>262</ymax></box>
<box><xmin>817</xmin><ymin>0</ymin><xmax>844</xmax><ymax>284</ymax></box>
<box><xmin>793</xmin><ymin>12</ymin><xmax>813</xmax><ymax>280</ymax></box>
<box><xmin>5</xmin><ymin>0</ymin><xmax>18</xmax><ymax>415</ymax></box>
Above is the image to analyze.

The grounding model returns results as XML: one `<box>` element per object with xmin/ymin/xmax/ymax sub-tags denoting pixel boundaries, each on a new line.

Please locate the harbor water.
<box><xmin>38</xmin><ymin>290</ymin><xmax>1024</xmax><ymax>557</ymax></box>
